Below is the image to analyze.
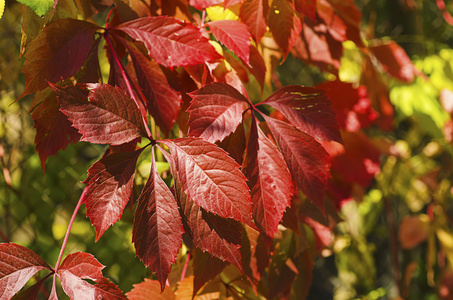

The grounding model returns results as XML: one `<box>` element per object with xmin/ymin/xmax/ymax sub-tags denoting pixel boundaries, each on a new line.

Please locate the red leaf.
<box><xmin>58</xmin><ymin>252</ymin><xmax>125</xmax><ymax>299</ymax></box>
<box><xmin>240</xmin><ymin>0</ymin><xmax>269</xmax><ymax>42</ymax></box>
<box><xmin>242</xmin><ymin>119</ymin><xmax>294</xmax><ymax>237</ymax></box>
<box><xmin>189</xmin><ymin>0</ymin><xmax>223</xmax><ymax>9</ymax></box>
<box><xmin>369</xmin><ymin>41</ymin><xmax>415</xmax><ymax>82</ymax></box>
<box><xmin>188</xmin><ymin>83</ymin><xmax>248</xmax><ymax>143</ymax></box>
<box><xmin>218</xmin><ymin>122</ymin><xmax>247</xmax><ymax>165</ymax></box>
<box><xmin>19</xmin><ymin>19</ymin><xmax>99</xmax><ymax>98</ymax></box>
<box><xmin>30</xmin><ymin>88</ymin><xmax>81</xmax><ymax>170</ymax></box>
<box><xmin>292</xmin><ymin>18</ymin><xmax>343</xmax><ymax>72</ymax></box>
<box><xmin>208</xmin><ymin>20</ymin><xmax>251</xmax><ymax>64</ymax></box>
<box><xmin>323</xmin><ymin>131</ymin><xmax>380</xmax><ymax>187</ymax></box>
<box><xmin>132</xmin><ymin>153</ymin><xmax>184</xmax><ymax>291</ymax></box>
<box><xmin>179</xmin><ymin>193</ymin><xmax>243</xmax><ymax>270</ymax></box>
<box><xmin>82</xmin><ymin>149</ymin><xmax>143</xmax><ymax>240</ymax></box>
<box><xmin>58</xmin><ymin>252</ymin><xmax>104</xmax><ymax>280</ymax></box>
<box><xmin>267</xmin><ymin>0</ymin><xmax>303</xmax><ymax>60</ymax></box>
<box><xmin>161</xmin><ymin>146</ymin><xmax>244</xmax><ymax>268</ymax></box>
<box><xmin>245</xmin><ymin>45</ymin><xmax>266</xmax><ymax>89</ymax></box>
<box><xmin>321</xmin><ymin>0</ymin><xmax>363</xmax><ymax>46</ymax></box>
<box><xmin>0</xmin><ymin>243</ymin><xmax>52</xmax><ymax>300</ymax></box>
<box><xmin>116</xmin><ymin>16</ymin><xmax>222</xmax><ymax>68</ymax></box>
<box><xmin>295</xmin><ymin>0</ymin><xmax>317</xmax><ymax>21</ymax></box>
<box><xmin>264</xmin><ymin>116</ymin><xmax>331</xmax><ymax>212</ymax></box>
<box><xmin>261</xmin><ymin>85</ymin><xmax>342</xmax><ymax>143</ymax></box>
<box><xmin>11</xmin><ymin>277</ymin><xmax>46</xmax><ymax>300</ymax></box>
<box><xmin>225</xmin><ymin>0</ymin><xmax>243</xmax><ymax>7</ymax></box>
<box><xmin>162</xmin><ymin>138</ymin><xmax>253</xmax><ymax>226</ymax></box>
<box><xmin>316</xmin><ymin>80</ymin><xmax>378</xmax><ymax>131</ymax></box>
<box><xmin>127</xmin><ymin>279</ymin><xmax>176</xmax><ymax>300</ymax></box>
<box><xmin>122</xmin><ymin>38</ymin><xmax>182</xmax><ymax>136</ymax></box>
<box><xmin>192</xmin><ymin>248</ymin><xmax>227</xmax><ymax>297</ymax></box>
<box><xmin>50</xmin><ymin>83</ymin><xmax>148</xmax><ymax>145</ymax></box>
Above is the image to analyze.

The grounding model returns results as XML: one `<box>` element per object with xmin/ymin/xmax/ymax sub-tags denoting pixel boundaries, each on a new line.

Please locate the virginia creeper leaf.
<box><xmin>82</xmin><ymin>148</ymin><xmax>144</xmax><ymax>240</ymax></box>
<box><xmin>242</xmin><ymin>119</ymin><xmax>294</xmax><ymax>237</ymax></box>
<box><xmin>260</xmin><ymin>85</ymin><xmax>342</xmax><ymax>143</ymax></box>
<box><xmin>178</xmin><ymin>191</ymin><xmax>243</xmax><ymax>270</ymax></box>
<box><xmin>292</xmin><ymin>18</ymin><xmax>343</xmax><ymax>72</ymax></box>
<box><xmin>245</xmin><ymin>45</ymin><xmax>266</xmax><ymax>89</ymax></box>
<box><xmin>320</xmin><ymin>0</ymin><xmax>363</xmax><ymax>46</ymax></box>
<box><xmin>240</xmin><ymin>0</ymin><xmax>268</xmax><ymax>42</ymax></box>
<box><xmin>189</xmin><ymin>0</ymin><xmax>223</xmax><ymax>9</ymax></box>
<box><xmin>133</xmin><ymin>153</ymin><xmax>184</xmax><ymax>291</ymax></box>
<box><xmin>116</xmin><ymin>16</ymin><xmax>222</xmax><ymax>68</ymax></box>
<box><xmin>208</xmin><ymin>20</ymin><xmax>251</xmax><ymax>64</ymax></box>
<box><xmin>127</xmin><ymin>278</ymin><xmax>176</xmax><ymax>300</ymax></box>
<box><xmin>30</xmin><ymin>87</ymin><xmax>81</xmax><ymax>170</ymax></box>
<box><xmin>218</xmin><ymin>122</ymin><xmax>247</xmax><ymax>165</ymax></box>
<box><xmin>295</xmin><ymin>0</ymin><xmax>317</xmax><ymax>21</ymax></box>
<box><xmin>122</xmin><ymin>38</ymin><xmax>181</xmax><ymax>136</ymax></box>
<box><xmin>20</xmin><ymin>19</ymin><xmax>99</xmax><ymax>98</ymax></box>
<box><xmin>161</xmin><ymin>138</ymin><xmax>253</xmax><ymax>226</ymax></box>
<box><xmin>369</xmin><ymin>41</ymin><xmax>415</xmax><ymax>82</ymax></box>
<box><xmin>316</xmin><ymin>80</ymin><xmax>378</xmax><ymax>132</ymax></box>
<box><xmin>192</xmin><ymin>248</ymin><xmax>228</xmax><ymax>297</ymax></box>
<box><xmin>323</xmin><ymin>131</ymin><xmax>380</xmax><ymax>187</ymax></box>
<box><xmin>0</xmin><ymin>243</ymin><xmax>51</xmax><ymax>300</ymax></box>
<box><xmin>188</xmin><ymin>82</ymin><xmax>248</xmax><ymax>143</ymax></box>
<box><xmin>11</xmin><ymin>277</ymin><xmax>46</xmax><ymax>300</ymax></box>
<box><xmin>317</xmin><ymin>0</ymin><xmax>347</xmax><ymax>42</ymax></box>
<box><xmin>50</xmin><ymin>83</ymin><xmax>148</xmax><ymax>145</ymax></box>
<box><xmin>264</xmin><ymin>116</ymin><xmax>331</xmax><ymax>212</ymax></box>
<box><xmin>58</xmin><ymin>252</ymin><xmax>126</xmax><ymax>299</ymax></box>
<box><xmin>267</xmin><ymin>0</ymin><xmax>302</xmax><ymax>60</ymax></box>
<box><xmin>161</xmin><ymin>148</ymin><xmax>243</xmax><ymax>269</ymax></box>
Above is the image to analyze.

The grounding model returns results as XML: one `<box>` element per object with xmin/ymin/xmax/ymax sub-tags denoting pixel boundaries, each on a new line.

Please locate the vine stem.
<box><xmin>103</xmin><ymin>32</ymin><xmax>153</xmax><ymax>139</ymax></box>
<box><xmin>181</xmin><ymin>252</ymin><xmax>191</xmax><ymax>281</ymax></box>
<box><xmin>51</xmin><ymin>188</ymin><xmax>86</xmax><ymax>291</ymax></box>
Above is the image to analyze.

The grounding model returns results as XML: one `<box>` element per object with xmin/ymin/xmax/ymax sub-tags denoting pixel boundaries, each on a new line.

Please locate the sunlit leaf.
<box><xmin>50</xmin><ymin>83</ymin><xmax>148</xmax><ymax>145</ymax></box>
<box><xmin>162</xmin><ymin>138</ymin><xmax>253</xmax><ymax>226</ymax></box>
<box><xmin>82</xmin><ymin>148</ymin><xmax>144</xmax><ymax>240</ymax></box>
<box><xmin>116</xmin><ymin>16</ymin><xmax>222</xmax><ymax>68</ymax></box>
<box><xmin>0</xmin><ymin>243</ymin><xmax>52</xmax><ymax>300</ymax></box>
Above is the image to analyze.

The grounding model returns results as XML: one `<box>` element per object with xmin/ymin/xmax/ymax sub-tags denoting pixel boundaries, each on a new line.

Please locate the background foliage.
<box><xmin>2</xmin><ymin>0</ymin><xmax>453</xmax><ymax>299</ymax></box>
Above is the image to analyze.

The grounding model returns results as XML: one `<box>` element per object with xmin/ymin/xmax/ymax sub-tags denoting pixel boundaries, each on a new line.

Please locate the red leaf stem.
<box><xmin>51</xmin><ymin>188</ymin><xmax>85</xmax><ymax>293</ymax></box>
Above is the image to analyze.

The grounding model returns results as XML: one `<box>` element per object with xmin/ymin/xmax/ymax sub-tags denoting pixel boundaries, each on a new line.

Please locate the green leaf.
<box><xmin>17</xmin><ymin>0</ymin><xmax>54</xmax><ymax>17</ymax></box>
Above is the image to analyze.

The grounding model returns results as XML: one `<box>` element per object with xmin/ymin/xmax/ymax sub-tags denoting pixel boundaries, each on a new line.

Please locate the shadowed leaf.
<box><xmin>261</xmin><ymin>85</ymin><xmax>342</xmax><ymax>143</ymax></box>
<box><xmin>133</xmin><ymin>153</ymin><xmax>184</xmax><ymax>290</ymax></box>
<box><xmin>264</xmin><ymin>116</ymin><xmax>331</xmax><ymax>212</ymax></box>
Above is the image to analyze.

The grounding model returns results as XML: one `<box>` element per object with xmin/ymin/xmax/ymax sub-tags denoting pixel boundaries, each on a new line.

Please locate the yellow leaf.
<box><xmin>0</xmin><ymin>0</ymin><xmax>4</xmax><ymax>19</ymax></box>
<box><xmin>206</xmin><ymin>6</ymin><xmax>239</xmax><ymax>21</ymax></box>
